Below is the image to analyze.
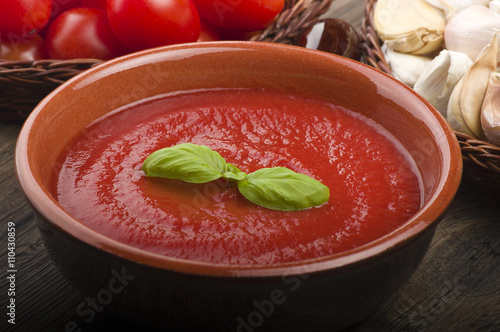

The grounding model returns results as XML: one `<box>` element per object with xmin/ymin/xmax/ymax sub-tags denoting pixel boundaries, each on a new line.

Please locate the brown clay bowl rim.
<box><xmin>15</xmin><ymin>41</ymin><xmax>462</xmax><ymax>278</ymax></box>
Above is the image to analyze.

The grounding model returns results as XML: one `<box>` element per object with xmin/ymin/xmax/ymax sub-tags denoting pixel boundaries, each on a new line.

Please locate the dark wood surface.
<box><xmin>1</xmin><ymin>1</ymin><xmax>499</xmax><ymax>331</ymax></box>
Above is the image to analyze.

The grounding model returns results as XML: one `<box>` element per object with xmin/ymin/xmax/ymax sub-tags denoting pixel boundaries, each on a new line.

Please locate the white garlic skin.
<box><xmin>426</xmin><ymin>0</ymin><xmax>491</xmax><ymax>14</ymax></box>
<box><xmin>490</xmin><ymin>0</ymin><xmax>500</xmax><ymax>14</ymax></box>
<box><xmin>444</xmin><ymin>5</ymin><xmax>500</xmax><ymax>62</ymax></box>
<box><xmin>383</xmin><ymin>44</ymin><xmax>432</xmax><ymax>87</ymax></box>
<box><xmin>481</xmin><ymin>72</ymin><xmax>500</xmax><ymax>146</ymax></box>
<box><xmin>414</xmin><ymin>49</ymin><xmax>472</xmax><ymax>116</ymax></box>
<box><xmin>374</xmin><ymin>0</ymin><xmax>446</xmax><ymax>55</ymax></box>
<box><xmin>446</xmin><ymin>31</ymin><xmax>498</xmax><ymax>139</ymax></box>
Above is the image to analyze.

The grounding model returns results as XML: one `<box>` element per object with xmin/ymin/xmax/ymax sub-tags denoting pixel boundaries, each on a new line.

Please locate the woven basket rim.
<box><xmin>0</xmin><ymin>0</ymin><xmax>333</xmax><ymax>121</ymax></box>
<box><xmin>361</xmin><ymin>0</ymin><xmax>500</xmax><ymax>177</ymax></box>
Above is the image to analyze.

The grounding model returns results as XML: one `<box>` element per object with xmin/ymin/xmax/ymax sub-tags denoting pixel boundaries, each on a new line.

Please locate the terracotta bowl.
<box><xmin>15</xmin><ymin>41</ymin><xmax>462</xmax><ymax>331</ymax></box>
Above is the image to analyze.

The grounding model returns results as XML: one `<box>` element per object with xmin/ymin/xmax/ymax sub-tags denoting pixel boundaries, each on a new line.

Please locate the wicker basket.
<box><xmin>361</xmin><ymin>0</ymin><xmax>500</xmax><ymax>199</ymax></box>
<box><xmin>0</xmin><ymin>0</ymin><xmax>332</xmax><ymax>122</ymax></box>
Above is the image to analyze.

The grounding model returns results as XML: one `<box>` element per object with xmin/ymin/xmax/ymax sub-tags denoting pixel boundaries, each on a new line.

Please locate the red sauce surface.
<box><xmin>53</xmin><ymin>89</ymin><xmax>422</xmax><ymax>265</ymax></box>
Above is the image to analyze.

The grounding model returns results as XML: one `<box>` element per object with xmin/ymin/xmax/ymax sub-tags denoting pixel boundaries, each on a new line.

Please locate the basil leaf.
<box><xmin>237</xmin><ymin>167</ymin><xmax>330</xmax><ymax>211</ymax></box>
<box><xmin>142</xmin><ymin>143</ymin><xmax>226</xmax><ymax>183</ymax></box>
<box><xmin>224</xmin><ymin>163</ymin><xmax>247</xmax><ymax>182</ymax></box>
<box><xmin>143</xmin><ymin>143</ymin><xmax>330</xmax><ymax>211</ymax></box>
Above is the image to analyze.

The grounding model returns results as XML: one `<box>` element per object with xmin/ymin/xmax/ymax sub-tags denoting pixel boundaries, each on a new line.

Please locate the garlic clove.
<box><xmin>382</xmin><ymin>44</ymin><xmax>432</xmax><ymax>87</ymax></box>
<box><xmin>481</xmin><ymin>72</ymin><xmax>500</xmax><ymax>146</ymax></box>
<box><xmin>374</xmin><ymin>0</ymin><xmax>446</xmax><ymax>55</ymax></box>
<box><xmin>447</xmin><ymin>32</ymin><xmax>498</xmax><ymax>139</ymax></box>
<box><xmin>383</xmin><ymin>30</ymin><xmax>444</xmax><ymax>56</ymax></box>
<box><xmin>490</xmin><ymin>0</ymin><xmax>500</xmax><ymax>14</ymax></box>
<box><xmin>414</xmin><ymin>49</ymin><xmax>472</xmax><ymax>117</ymax></box>
<box><xmin>444</xmin><ymin>5</ymin><xmax>500</xmax><ymax>62</ymax></box>
<box><xmin>426</xmin><ymin>0</ymin><xmax>491</xmax><ymax>19</ymax></box>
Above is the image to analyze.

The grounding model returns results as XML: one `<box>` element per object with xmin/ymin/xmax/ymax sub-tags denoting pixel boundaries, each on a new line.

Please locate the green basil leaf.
<box><xmin>142</xmin><ymin>143</ymin><xmax>226</xmax><ymax>183</ymax></box>
<box><xmin>143</xmin><ymin>143</ymin><xmax>330</xmax><ymax>211</ymax></box>
<box><xmin>237</xmin><ymin>167</ymin><xmax>330</xmax><ymax>211</ymax></box>
<box><xmin>224</xmin><ymin>163</ymin><xmax>247</xmax><ymax>182</ymax></box>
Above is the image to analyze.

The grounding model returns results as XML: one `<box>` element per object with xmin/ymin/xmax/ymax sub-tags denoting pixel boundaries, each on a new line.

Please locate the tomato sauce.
<box><xmin>52</xmin><ymin>89</ymin><xmax>422</xmax><ymax>265</ymax></box>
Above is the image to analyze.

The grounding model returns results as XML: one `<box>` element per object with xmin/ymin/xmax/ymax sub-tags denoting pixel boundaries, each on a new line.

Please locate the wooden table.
<box><xmin>1</xmin><ymin>1</ymin><xmax>499</xmax><ymax>331</ymax></box>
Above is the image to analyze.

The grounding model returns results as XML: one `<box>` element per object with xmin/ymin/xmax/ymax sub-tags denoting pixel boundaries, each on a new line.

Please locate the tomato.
<box><xmin>0</xmin><ymin>34</ymin><xmax>47</xmax><ymax>60</ymax></box>
<box><xmin>50</xmin><ymin>0</ymin><xmax>83</xmax><ymax>16</ymax></box>
<box><xmin>39</xmin><ymin>0</ymin><xmax>83</xmax><ymax>37</ymax></box>
<box><xmin>219</xmin><ymin>29</ymin><xmax>260</xmax><ymax>41</ymax></box>
<box><xmin>197</xmin><ymin>21</ymin><xmax>220</xmax><ymax>42</ymax></box>
<box><xmin>45</xmin><ymin>7</ymin><xmax>127</xmax><ymax>60</ymax></box>
<box><xmin>81</xmin><ymin>0</ymin><xmax>107</xmax><ymax>9</ymax></box>
<box><xmin>0</xmin><ymin>0</ymin><xmax>53</xmax><ymax>39</ymax></box>
<box><xmin>107</xmin><ymin>0</ymin><xmax>200</xmax><ymax>52</ymax></box>
<box><xmin>192</xmin><ymin>0</ymin><xmax>284</xmax><ymax>32</ymax></box>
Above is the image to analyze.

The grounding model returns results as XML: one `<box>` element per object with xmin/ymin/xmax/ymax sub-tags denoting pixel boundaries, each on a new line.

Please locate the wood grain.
<box><xmin>1</xmin><ymin>1</ymin><xmax>499</xmax><ymax>331</ymax></box>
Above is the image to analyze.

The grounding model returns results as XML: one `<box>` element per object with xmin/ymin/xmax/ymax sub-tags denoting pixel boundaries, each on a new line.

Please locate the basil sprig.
<box><xmin>142</xmin><ymin>143</ymin><xmax>329</xmax><ymax>211</ymax></box>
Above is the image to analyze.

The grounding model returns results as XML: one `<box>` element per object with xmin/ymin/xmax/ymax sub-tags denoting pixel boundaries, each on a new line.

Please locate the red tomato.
<box><xmin>219</xmin><ymin>29</ymin><xmax>260</xmax><ymax>41</ymax></box>
<box><xmin>0</xmin><ymin>34</ymin><xmax>47</xmax><ymax>60</ymax></box>
<box><xmin>192</xmin><ymin>0</ymin><xmax>284</xmax><ymax>32</ymax></box>
<box><xmin>50</xmin><ymin>0</ymin><xmax>83</xmax><ymax>15</ymax></box>
<box><xmin>39</xmin><ymin>0</ymin><xmax>83</xmax><ymax>37</ymax></box>
<box><xmin>81</xmin><ymin>0</ymin><xmax>107</xmax><ymax>9</ymax></box>
<box><xmin>107</xmin><ymin>0</ymin><xmax>201</xmax><ymax>52</ymax></box>
<box><xmin>0</xmin><ymin>0</ymin><xmax>53</xmax><ymax>39</ymax></box>
<box><xmin>197</xmin><ymin>21</ymin><xmax>220</xmax><ymax>42</ymax></box>
<box><xmin>45</xmin><ymin>7</ymin><xmax>127</xmax><ymax>60</ymax></box>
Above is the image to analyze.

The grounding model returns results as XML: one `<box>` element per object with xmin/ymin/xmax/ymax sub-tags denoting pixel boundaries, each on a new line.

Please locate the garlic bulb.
<box><xmin>382</xmin><ymin>44</ymin><xmax>432</xmax><ymax>87</ymax></box>
<box><xmin>425</xmin><ymin>0</ymin><xmax>491</xmax><ymax>18</ymax></box>
<box><xmin>481</xmin><ymin>72</ymin><xmax>500</xmax><ymax>145</ymax></box>
<box><xmin>414</xmin><ymin>49</ymin><xmax>472</xmax><ymax>116</ymax></box>
<box><xmin>444</xmin><ymin>5</ymin><xmax>500</xmax><ymax>61</ymax></box>
<box><xmin>374</xmin><ymin>0</ymin><xmax>446</xmax><ymax>55</ymax></box>
<box><xmin>490</xmin><ymin>1</ymin><xmax>500</xmax><ymax>14</ymax></box>
<box><xmin>447</xmin><ymin>32</ymin><xmax>498</xmax><ymax>139</ymax></box>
